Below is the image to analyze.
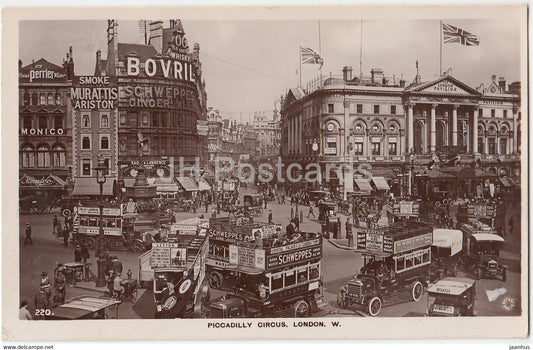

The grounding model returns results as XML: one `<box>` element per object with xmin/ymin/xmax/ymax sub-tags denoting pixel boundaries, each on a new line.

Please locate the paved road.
<box><xmin>19</xmin><ymin>187</ymin><xmax>522</xmax><ymax>318</ymax></box>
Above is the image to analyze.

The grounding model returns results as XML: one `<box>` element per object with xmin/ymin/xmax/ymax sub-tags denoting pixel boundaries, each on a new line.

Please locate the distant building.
<box><xmin>253</xmin><ymin>107</ymin><xmax>281</xmax><ymax>159</ymax></box>
<box><xmin>18</xmin><ymin>49</ymin><xmax>74</xmax><ymax>202</ymax></box>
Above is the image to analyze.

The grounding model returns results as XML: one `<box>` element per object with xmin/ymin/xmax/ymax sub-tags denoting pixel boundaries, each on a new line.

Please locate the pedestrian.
<box><xmin>205</xmin><ymin>200</ymin><xmax>209</xmax><ymax>213</ymax></box>
<box><xmin>24</xmin><ymin>223</ymin><xmax>33</xmax><ymax>245</ymax></box>
<box><xmin>33</xmin><ymin>289</ymin><xmax>49</xmax><ymax>320</ymax></box>
<box><xmin>19</xmin><ymin>300</ymin><xmax>32</xmax><ymax>320</ymax></box>
<box><xmin>53</xmin><ymin>265</ymin><xmax>67</xmax><ymax>305</ymax></box>
<box><xmin>80</xmin><ymin>244</ymin><xmax>90</xmax><ymax>281</ymax></box>
<box><xmin>52</xmin><ymin>214</ymin><xmax>59</xmax><ymax>236</ymax></box>
<box><xmin>290</xmin><ymin>207</ymin><xmax>294</xmax><ymax>220</ymax></box>
<box><xmin>113</xmin><ymin>257</ymin><xmax>123</xmax><ymax>277</ymax></box>
<box><xmin>300</xmin><ymin>210</ymin><xmax>304</xmax><ymax>225</ymax></box>
<box><xmin>268</xmin><ymin>210</ymin><xmax>273</xmax><ymax>225</ymax></box>
<box><xmin>264</xmin><ymin>196</ymin><xmax>268</xmax><ymax>209</ymax></box>
<box><xmin>293</xmin><ymin>214</ymin><xmax>300</xmax><ymax>231</ymax></box>
<box><xmin>107</xmin><ymin>270</ymin><xmax>115</xmax><ymax>297</ymax></box>
<box><xmin>346</xmin><ymin>218</ymin><xmax>353</xmax><ymax>246</ymax></box>
<box><xmin>62</xmin><ymin>225</ymin><xmax>69</xmax><ymax>247</ymax></box>
<box><xmin>74</xmin><ymin>245</ymin><xmax>83</xmax><ymax>262</ymax></box>
<box><xmin>40</xmin><ymin>272</ymin><xmax>52</xmax><ymax>303</ymax></box>
<box><xmin>307</xmin><ymin>205</ymin><xmax>315</xmax><ymax>218</ymax></box>
<box><xmin>286</xmin><ymin>221</ymin><xmax>295</xmax><ymax>236</ymax></box>
<box><xmin>281</xmin><ymin>194</ymin><xmax>285</xmax><ymax>204</ymax></box>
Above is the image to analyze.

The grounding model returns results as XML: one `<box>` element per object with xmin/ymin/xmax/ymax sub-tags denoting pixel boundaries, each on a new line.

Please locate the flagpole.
<box><xmin>360</xmin><ymin>19</ymin><xmax>363</xmax><ymax>79</ymax></box>
<box><xmin>299</xmin><ymin>46</ymin><xmax>302</xmax><ymax>88</ymax></box>
<box><xmin>439</xmin><ymin>20</ymin><xmax>442</xmax><ymax>76</ymax></box>
<box><xmin>318</xmin><ymin>21</ymin><xmax>322</xmax><ymax>87</ymax></box>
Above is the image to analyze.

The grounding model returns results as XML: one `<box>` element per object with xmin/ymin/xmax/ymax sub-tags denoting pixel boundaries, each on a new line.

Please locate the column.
<box><xmin>407</xmin><ymin>104</ymin><xmax>414</xmax><ymax>153</ymax></box>
<box><xmin>299</xmin><ymin>114</ymin><xmax>303</xmax><ymax>153</ymax></box>
<box><xmin>484</xmin><ymin>135</ymin><xmax>489</xmax><ymax>155</ymax></box>
<box><xmin>496</xmin><ymin>134</ymin><xmax>501</xmax><ymax>155</ymax></box>
<box><xmin>473</xmin><ymin>108</ymin><xmax>479</xmax><ymax>153</ymax></box>
<box><xmin>430</xmin><ymin>104</ymin><xmax>437</xmax><ymax>153</ymax></box>
<box><xmin>452</xmin><ymin>105</ymin><xmax>458</xmax><ymax>146</ymax></box>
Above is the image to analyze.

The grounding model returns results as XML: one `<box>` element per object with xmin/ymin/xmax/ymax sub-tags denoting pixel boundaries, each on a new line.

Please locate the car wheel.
<box><xmin>131</xmin><ymin>242</ymin><xmax>145</xmax><ymax>253</ymax></box>
<box><xmin>502</xmin><ymin>268</ymin><xmax>507</xmax><ymax>282</ymax></box>
<box><xmin>411</xmin><ymin>281</ymin><xmax>423</xmax><ymax>302</ymax></box>
<box><xmin>209</xmin><ymin>271</ymin><xmax>223</xmax><ymax>289</ymax></box>
<box><xmin>294</xmin><ymin>299</ymin><xmax>310</xmax><ymax>318</ymax></box>
<box><xmin>337</xmin><ymin>290</ymin><xmax>347</xmax><ymax>309</ymax></box>
<box><xmin>368</xmin><ymin>297</ymin><xmax>382</xmax><ymax>316</ymax></box>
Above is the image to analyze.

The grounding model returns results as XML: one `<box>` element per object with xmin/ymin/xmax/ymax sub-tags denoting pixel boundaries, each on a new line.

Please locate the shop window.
<box><xmin>39</xmin><ymin>116</ymin><xmax>48</xmax><ymax>129</ymax></box>
<box><xmin>82</xmin><ymin>159</ymin><xmax>91</xmax><ymax>176</ymax></box>
<box><xmin>37</xmin><ymin>145</ymin><xmax>50</xmax><ymax>168</ymax></box>
<box><xmin>328</xmin><ymin>104</ymin><xmax>334</xmax><ymax>113</ymax></box>
<box><xmin>284</xmin><ymin>270</ymin><xmax>296</xmax><ymax>287</ymax></box>
<box><xmin>81</xmin><ymin>135</ymin><xmax>91</xmax><ymax>150</ymax></box>
<box><xmin>47</xmin><ymin>94</ymin><xmax>54</xmax><ymax>105</ymax></box>
<box><xmin>354</xmin><ymin>142</ymin><xmax>363</xmax><ymax>155</ymax></box>
<box><xmin>374</xmin><ymin>105</ymin><xmax>380</xmax><ymax>114</ymax></box>
<box><xmin>100</xmin><ymin>113</ymin><xmax>109</xmax><ymax>128</ymax></box>
<box><xmin>52</xmin><ymin>145</ymin><xmax>66</xmax><ymax>167</ymax></box>
<box><xmin>23</xmin><ymin>116</ymin><xmax>32</xmax><ymax>129</ymax></box>
<box><xmin>54</xmin><ymin>115</ymin><xmax>63</xmax><ymax>129</ymax></box>
<box><xmin>372</xmin><ymin>142</ymin><xmax>381</xmax><ymax>155</ymax></box>
<box><xmin>390</xmin><ymin>105</ymin><xmax>396</xmax><ymax>114</ymax></box>
<box><xmin>81</xmin><ymin>113</ymin><xmax>91</xmax><ymax>128</ymax></box>
<box><xmin>31</xmin><ymin>94</ymin><xmax>38</xmax><ymax>106</ymax></box>
<box><xmin>357</xmin><ymin>104</ymin><xmax>363</xmax><ymax>114</ymax></box>
<box><xmin>55</xmin><ymin>93</ymin><xmax>62</xmax><ymax>105</ymax></box>
<box><xmin>388</xmin><ymin>142</ymin><xmax>397</xmax><ymax>155</ymax></box>
<box><xmin>100</xmin><ymin>135</ymin><xmax>110</xmax><ymax>150</ymax></box>
<box><xmin>39</xmin><ymin>94</ymin><xmax>46</xmax><ymax>105</ymax></box>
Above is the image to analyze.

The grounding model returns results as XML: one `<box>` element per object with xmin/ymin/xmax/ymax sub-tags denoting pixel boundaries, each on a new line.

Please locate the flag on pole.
<box><xmin>442</xmin><ymin>23</ymin><xmax>479</xmax><ymax>46</ymax></box>
<box><xmin>300</xmin><ymin>46</ymin><xmax>324</xmax><ymax>68</ymax></box>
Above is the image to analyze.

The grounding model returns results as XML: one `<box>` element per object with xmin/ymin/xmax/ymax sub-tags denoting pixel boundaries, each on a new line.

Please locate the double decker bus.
<box><xmin>73</xmin><ymin>202</ymin><xmax>123</xmax><ymax>249</ymax></box>
<box><xmin>206</xmin><ymin>216</ymin><xmax>325</xmax><ymax>318</ymax></box>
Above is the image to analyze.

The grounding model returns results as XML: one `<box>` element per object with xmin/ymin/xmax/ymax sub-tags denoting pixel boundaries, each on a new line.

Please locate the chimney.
<box><xmin>371</xmin><ymin>68</ymin><xmax>384</xmax><ymax>84</ymax></box>
<box><xmin>399</xmin><ymin>79</ymin><xmax>406</xmax><ymax>88</ymax></box>
<box><xmin>342</xmin><ymin>66</ymin><xmax>353</xmax><ymax>81</ymax></box>
<box><xmin>148</xmin><ymin>21</ymin><xmax>164</xmax><ymax>54</ymax></box>
<box><xmin>498</xmin><ymin>77</ymin><xmax>506</xmax><ymax>92</ymax></box>
<box><xmin>18</xmin><ymin>60</ymin><xmax>22</xmax><ymax>71</ymax></box>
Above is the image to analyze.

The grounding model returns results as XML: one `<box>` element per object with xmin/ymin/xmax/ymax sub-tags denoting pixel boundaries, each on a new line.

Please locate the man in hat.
<box><xmin>40</xmin><ymin>271</ymin><xmax>52</xmax><ymax>303</ymax></box>
<box><xmin>74</xmin><ymin>245</ymin><xmax>83</xmax><ymax>263</ymax></box>
<box><xmin>24</xmin><ymin>223</ymin><xmax>33</xmax><ymax>245</ymax></box>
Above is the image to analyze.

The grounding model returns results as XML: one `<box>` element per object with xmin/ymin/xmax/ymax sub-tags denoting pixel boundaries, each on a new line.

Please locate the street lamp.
<box><xmin>93</xmin><ymin>157</ymin><xmax>108</xmax><ymax>287</ymax></box>
<box><xmin>409</xmin><ymin>153</ymin><xmax>416</xmax><ymax>198</ymax></box>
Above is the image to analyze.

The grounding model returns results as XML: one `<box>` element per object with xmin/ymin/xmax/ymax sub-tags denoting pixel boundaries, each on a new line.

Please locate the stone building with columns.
<box><xmin>280</xmin><ymin>66</ymin><xmax>521</xmax><ymax>196</ymax></box>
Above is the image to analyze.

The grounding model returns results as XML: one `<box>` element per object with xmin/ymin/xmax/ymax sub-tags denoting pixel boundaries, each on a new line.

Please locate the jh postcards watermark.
<box><xmin>173</xmin><ymin>156</ymin><xmax>377</xmax><ymax>184</ymax></box>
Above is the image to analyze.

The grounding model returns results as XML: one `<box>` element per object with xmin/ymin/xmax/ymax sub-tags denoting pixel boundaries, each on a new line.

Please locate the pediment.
<box><xmin>408</xmin><ymin>76</ymin><xmax>482</xmax><ymax>96</ymax></box>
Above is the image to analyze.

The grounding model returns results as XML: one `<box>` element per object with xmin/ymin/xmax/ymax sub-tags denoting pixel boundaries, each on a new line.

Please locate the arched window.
<box><xmin>39</xmin><ymin>94</ymin><xmax>46</xmax><ymax>105</ymax></box>
<box><xmin>55</xmin><ymin>93</ymin><xmax>62</xmax><ymax>105</ymax></box>
<box><xmin>100</xmin><ymin>114</ymin><xmax>109</xmax><ymax>128</ymax></box>
<box><xmin>52</xmin><ymin>144</ymin><xmax>66</xmax><ymax>167</ymax></box>
<box><xmin>82</xmin><ymin>136</ymin><xmax>91</xmax><ymax>150</ymax></box>
<box><xmin>21</xmin><ymin>145</ymin><xmax>35</xmax><ymax>168</ymax></box>
<box><xmin>100</xmin><ymin>136</ymin><xmax>109</xmax><ymax>150</ymax></box>
<box><xmin>37</xmin><ymin>145</ymin><xmax>50</xmax><ymax>168</ymax></box>
<box><xmin>47</xmin><ymin>94</ymin><xmax>54</xmax><ymax>105</ymax></box>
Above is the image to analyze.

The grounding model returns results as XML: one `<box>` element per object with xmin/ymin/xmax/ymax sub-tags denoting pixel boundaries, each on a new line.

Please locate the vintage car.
<box><xmin>426</xmin><ymin>277</ymin><xmax>476</xmax><ymax>316</ymax></box>
<box><xmin>308</xmin><ymin>190</ymin><xmax>331</xmax><ymax>206</ymax></box>
<box><xmin>46</xmin><ymin>296</ymin><xmax>121</xmax><ymax>320</ymax></box>
<box><xmin>430</xmin><ymin>228</ymin><xmax>463</xmax><ymax>280</ymax></box>
<box><xmin>243</xmin><ymin>194</ymin><xmax>264</xmax><ymax>216</ymax></box>
<box><xmin>460</xmin><ymin>221</ymin><xmax>507</xmax><ymax>281</ymax></box>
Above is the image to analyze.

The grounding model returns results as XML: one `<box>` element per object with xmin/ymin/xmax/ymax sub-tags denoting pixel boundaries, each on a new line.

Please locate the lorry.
<box><xmin>459</xmin><ymin>220</ymin><xmax>507</xmax><ymax>281</ymax></box>
<box><xmin>138</xmin><ymin>218</ymin><xmax>211</xmax><ymax>318</ymax></box>
<box><xmin>337</xmin><ymin>221</ymin><xmax>433</xmax><ymax>316</ymax></box>
<box><xmin>426</xmin><ymin>277</ymin><xmax>476</xmax><ymax>316</ymax></box>
<box><xmin>430</xmin><ymin>228</ymin><xmax>463</xmax><ymax>280</ymax></box>
<box><xmin>206</xmin><ymin>216</ymin><xmax>325</xmax><ymax>318</ymax></box>
<box><xmin>456</xmin><ymin>200</ymin><xmax>506</xmax><ymax>232</ymax></box>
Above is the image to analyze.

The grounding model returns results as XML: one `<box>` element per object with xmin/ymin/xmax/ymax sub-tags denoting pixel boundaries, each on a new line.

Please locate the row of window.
<box><xmin>268</xmin><ymin>262</ymin><xmax>321</xmax><ymax>293</ymax></box>
<box><xmin>78</xmin><ymin>217</ymin><xmax>121</xmax><ymax>228</ymax></box>
<box><xmin>327</xmin><ymin>104</ymin><xmax>397</xmax><ymax>115</ymax></box>
<box><xmin>479</xmin><ymin>108</ymin><xmax>510</xmax><ymax>119</ymax></box>
<box><xmin>394</xmin><ymin>248</ymin><xmax>431</xmax><ymax>273</ymax></box>
<box><xmin>21</xmin><ymin>115</ymin><xmax>64</xmax><ymax>130</ymax></box>
<box><xmin>80</xmin><ymin>112</ymin><xmax>111</xmax><ymax>129</ymax></box>
<box><xmin>119</xmin><ymin>110</ymin><xmax>197</xmax><ymax>130</ymax></box>
<box><xmin>80</xmin><ymin>134</ymin><xmax>110</xmax><ymax>151</ymax></box>
<box><xmin>20</xmin><ymin>145</ymin><xmax>66</xmax><ymax>168</ymax></box>
<box><xmin>21</xmin><ymin>92</ymin><xmax>63</xmax><ymax>107</ymax></box>
<box><xmin>118</xmin><ymin>135</ymin><xmax>198</xmax><ymax>156</ymax></box>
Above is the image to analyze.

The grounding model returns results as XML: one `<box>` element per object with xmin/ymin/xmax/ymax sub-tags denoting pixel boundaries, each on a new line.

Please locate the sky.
<box><xmin>19</xmin><ymin>18</ymin><xmax>521</xmax><ymax>122</ymax></box>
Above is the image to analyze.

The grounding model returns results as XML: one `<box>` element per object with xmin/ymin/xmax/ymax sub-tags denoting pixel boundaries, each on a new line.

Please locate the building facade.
<box><xmin>95</xmin><ymin>19</ymin><xmax>208</xmax><ymax>180</ymax></box>
<box><xmin>18</xmin><ymin>51</ymin><xmax>74</xmax><ymax>202</ymax></box>
<box><xmin>281</xmin><ymin>66</ymin><xmax>521</xmax><ymax>195</ymax></box>
<box><xmin>253</xmin><ymin>108</ymin><xmax>281</xmax><ymax>159</ymax></box>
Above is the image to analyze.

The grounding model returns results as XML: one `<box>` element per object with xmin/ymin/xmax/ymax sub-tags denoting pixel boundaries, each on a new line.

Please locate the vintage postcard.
<box><xmin>2</xmin><ymin>4</ymin><xmax>528</xmax><ymax>341</ymax></box>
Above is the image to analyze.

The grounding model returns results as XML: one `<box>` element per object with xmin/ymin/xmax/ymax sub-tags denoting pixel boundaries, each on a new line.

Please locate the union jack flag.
<box><xmin>442</xmin><ymin>23</ymin><xmax>479</xmax><ymax>46</ymax></box>
<box><xmin>300</xmin><ymin>46</ymin><xmax>324</xmax><ymax>68</ymax></box>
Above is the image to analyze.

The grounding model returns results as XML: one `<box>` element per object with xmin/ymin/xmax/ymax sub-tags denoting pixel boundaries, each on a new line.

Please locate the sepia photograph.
<box><xmin>2</xmin><ymin>4</ymin><xmax>528</xmax><ymax>341</ymax></box>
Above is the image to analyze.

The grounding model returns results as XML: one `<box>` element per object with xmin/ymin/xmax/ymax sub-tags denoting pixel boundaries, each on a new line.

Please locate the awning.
<box><xmin>72</xmin><ymin>177</ymin><xmax>114</xmax><ymax>196</ymax></box>
<box><xmin>425</xmin><ymin>169</ymin><xmax>454</xmax><ymax>179</ymax></box>
<box><xmin>371</xmin><ymin>176</ymin><xmax>390</xmax><ymax>190</ymax></box>
<box><xmin>354</xmin><ymin>178</ymin><xmax>373</xmax><ymax>192</ymax></box>
<box><xmin>176</xmin><ymin>177</ymin><xmax>199</xmax><ymax>192</ymax></box>
<box><xmin>20</xmin><ymin>174</ymin><xmax>66</xmax><ymax>189</ymax></box>
<box><xmin>198</xmin><ymin>180</ymin><xmax>211</xmax><ymax>191</ymax></box>
<box><xmin>499</xmin><ymin>177</ymin><xmax>512</xmax><ymax>187</ymax></box>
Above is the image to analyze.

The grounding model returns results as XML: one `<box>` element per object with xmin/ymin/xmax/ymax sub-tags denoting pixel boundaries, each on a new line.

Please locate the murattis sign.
<box><xmin>71</xmin><ymin>76</ymin><xmax>118</xmax><ymax>110</ymax></box>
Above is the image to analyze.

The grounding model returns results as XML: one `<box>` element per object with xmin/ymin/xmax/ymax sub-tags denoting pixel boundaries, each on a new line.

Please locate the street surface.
<box><xmin>19</xmin><ymin>186</ymin><xmax>522</xmax><ymax>318</ymax></box>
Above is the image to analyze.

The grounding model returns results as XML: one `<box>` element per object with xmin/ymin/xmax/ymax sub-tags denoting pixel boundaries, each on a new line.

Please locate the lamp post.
<box><xmin>409</xmin><ymin>153</ymin><xmax>415</xmax><ymax>198</ymax></box>
<box><xmin>93</xmin><ymin>157</ymin><xmax>108</xmax><ymax>287</ymax></box>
